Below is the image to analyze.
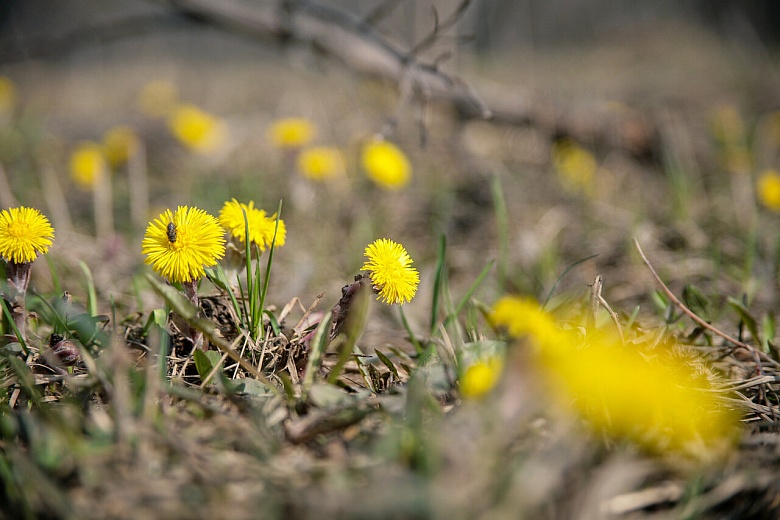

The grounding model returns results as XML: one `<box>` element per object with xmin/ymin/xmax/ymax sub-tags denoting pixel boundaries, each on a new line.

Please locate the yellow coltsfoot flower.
<box><xmin>0</xmin><ymin>206</ymin><xmax>55</xmax><ymax>264</ymax></box>
<box><xmin>70</xmin><ymin>141</ymin><xmax>107</xmax><ymax>189</ymax></box>
<box><xmin>141</xmin><ymin>206</ymin><xmax>225</xmax><ymax>284</ymax></box>
<box><xmin>361</xmin><ymin>238</ymin><xmax>419</xmax><ymax>305</ymax></box>
<box><xmin>218</xmin><ymin>199</ymin><xmax>286</xmax><ymax>252</ymax></box>
<box><xmin>268</xmin><ymin>117</ymin><xmax>316</xmax><ymax>150</ymax></box>
<box><xmin>168</xmin><ymin>104</ymin><xmax>226</xmax><ymax>154</ymax></box>
<box><xmin>361</xmin><ymin>137</ymin><xmax>411</xmax><ymax>190</ymax></box>
<box><xmin>757</xmin><ymin>169</ymin><xmax>780</xmax><ymax>212</ymax></box>
<box><xmin>297</xmin><ymin>146</ymin><xmax>345</xmax><ymax>181</ymax></box>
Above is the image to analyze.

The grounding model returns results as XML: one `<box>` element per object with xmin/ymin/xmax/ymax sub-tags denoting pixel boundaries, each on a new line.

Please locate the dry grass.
<box><xmin>2</xmin><ymin>23</ymin><xmax>780</xmax><ymax>519</ymax></box>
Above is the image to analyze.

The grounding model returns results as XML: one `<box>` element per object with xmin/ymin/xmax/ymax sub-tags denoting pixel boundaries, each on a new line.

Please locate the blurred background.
<box><xmin>0</xmin><ymin>0</ymin><xmax>779</xmax><ymax>337</ymax></box>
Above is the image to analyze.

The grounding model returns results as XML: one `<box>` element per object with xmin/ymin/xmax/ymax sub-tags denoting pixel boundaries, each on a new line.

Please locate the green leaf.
<box><xmin>682</xmin><ymin>285</ymin><xmax>711</xmax><ymax>321</ymax></box>
<box><xmin>727</xmin><ymin>297</ymin><xmax>760</xmax><ymax>344</ymax></box>
<box><xmin>308</xmin><ymin>382</ymin><xmax>352</xmax><ymax>409</ymax></box>
<box><xmin>230</xmin><ymin>378</ymin><xmax>275</xmax><ymax>397</ymax></box>
<box><xmin>193</xmin><ymin>349</ymin><xmax>222</xmax><ymax>383</ymax></box>
<box><xmin>143</xmin><ymin>308</ymin><xmax>168</xmax><ymax>335</ymax></box>
<box><xmin>301</xmin><ymin>311</ymin><xmax>332</xmax><ymax>400</ymax></box>
<box><xmin>375</xmin><ymin>348</ymin><xmax>399</xmax><ymax>380</ymax></box>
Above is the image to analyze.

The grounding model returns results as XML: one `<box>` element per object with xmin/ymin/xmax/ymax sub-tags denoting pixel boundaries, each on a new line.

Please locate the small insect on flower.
<box><xmin>361</xmin><ymin>238</ymin><xmax>419</xmax><ymax>305</ymax></box>
<box><xmin>167</xmin><ymin>222</ymin><xmax>178</xmax><ymax>243</ymax></box>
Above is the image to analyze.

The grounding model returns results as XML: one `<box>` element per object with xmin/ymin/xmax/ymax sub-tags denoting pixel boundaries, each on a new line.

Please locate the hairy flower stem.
<box><xmin>182</xmin><ymin>279</ymin><xmax>205</xmax><ymax>351</ymax></box>
<box><xmin>4</xmin><ymin>260</ymin><xmax>31</xmax><ymax>342</ymax></box>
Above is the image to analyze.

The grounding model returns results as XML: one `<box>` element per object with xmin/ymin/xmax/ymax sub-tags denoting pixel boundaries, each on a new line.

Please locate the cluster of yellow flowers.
<box><xmin>268</xmin><ymin>118</ymin><xmax>412</xmax><ymax>190</ymax></box>
<box><xmin>140</xmin><ymin>201</ymin><xmax>418</xmax><ymax>306</ymax></box>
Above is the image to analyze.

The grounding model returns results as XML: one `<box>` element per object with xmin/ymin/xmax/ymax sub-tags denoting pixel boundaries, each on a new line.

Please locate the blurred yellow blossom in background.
<box><xmin>361</xmin><ymin>137</ymin><xmax>411</xmax><ymax>190</ymax></box>
<box><xmin>757</xmin><ymin>169</ymin><xmax>780</xmax><ymax>212</ymax></box>
<box><xmin>460</xmin><ymin>358</ymin><xmax>504</xmax><ymax>399</ymax></box>
<box><xmin>551</xmin><ymin>140</ymin><xmax>597</xmax><ymax>194</ymax></box>
<box><xmin>103</xmin><ymin>126</ymin><xmax>140</xmax><ymax>168</ymax></box>
<box><xmin>490</xmin><ymin>296</ymin><xmax>740</xmax><ymax>455</ymax></box>
<box><xmin>297</xmin><ymin>146</ymin><xmax>345</xmax><ymax>181</ymax></box>
<box><xmin>0</xmin><ymin>76</ymin><xmax>17</xmax><ymax>116</ymax></box>
<box><xmin>168</xmin><ymin>104</ymin><xmax>226</xmax><ymax>154</ymax></box>
<box><xmin>268</xmin><ymin>117</ymin><xmax>316</xmax><ymax>150</ymax></box>
<box><xmin>138</xmin><ymin>80</ymin><xmax>178</xmax><ymax>118</ymax></box>
<box><xmin>69</xmin><ymin>141</ymin><xmax>107</xmax><ymax>189</ymax></box>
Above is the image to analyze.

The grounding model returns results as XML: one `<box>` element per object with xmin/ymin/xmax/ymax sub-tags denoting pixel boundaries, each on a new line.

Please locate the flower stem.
<box><xmin>182</xmin><ymin>278</ymin><xmax>205</xmax><ymax>351</ymax></box>
<box><xmin>4</xmin><ymin>261</ymin><xmax>31</xmax><ymax>342</ymax></box>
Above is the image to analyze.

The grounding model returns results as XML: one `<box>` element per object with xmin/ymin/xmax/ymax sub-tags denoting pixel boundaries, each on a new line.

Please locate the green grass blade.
<box><xmin>0</xmin><ymin>298</ymin><xmax>28</xmax><ymax>356</ymax></box>
<box><xmin>79</xmin><ymin>261</ymin><xmax>98</xmax><ymax>317</ymax></box>
<box><xmin>301</xmin><ymin>310</ymin><xmax>332</xmax><ymax>400</ymax></box>
<box><xmin>430</xmin><ymin>234</ymin><xmax>447</xmax><ymax>335</ymax></box>
<box><xmin>257</xmin><ymin>200</ymin><xmax>283</xmax><ymax>339</ymax></box>
<box><xmin>491</xmin><ymin>173</ymin><xmax>509</xmax><ymax>288</ymax></box>
<box><xmin>443</xmin><ymin>260</ymin><xmax>494</xmax><ymax>330</ymax></box>
<box><xmin>542</xmin><ymin>253</ymin><xmax>599</xmax><ymax>310</ymax></box>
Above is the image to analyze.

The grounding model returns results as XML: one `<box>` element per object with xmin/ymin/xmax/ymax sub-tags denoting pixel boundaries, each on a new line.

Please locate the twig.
<box><xmin>633</xmin><ymin>238</ymin><xmax>780</xmax><ymax>371</ymax></box>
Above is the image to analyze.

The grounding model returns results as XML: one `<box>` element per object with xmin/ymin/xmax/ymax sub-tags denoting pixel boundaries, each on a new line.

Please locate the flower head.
<box><xmin>70</xmin><ymin>141</ymin><xmax>107</xmax><ymax>189</ymax></box>
<box><xmin>489</xmin><ymin>296</ymin><xmax>739</xmax><ymax>455</ymax></box>
<box><xmin>551</xmin><ymin>140</ymin><xmax>597</xmax><ymax>194</ymax></box>
<box><xmin>461</xmin><ymin>357</ymin><xmax>504</xmax><ymax>399</ymax></box>
<box><xmin>138</xmin><ymin>80</ymin><xmax>178</xmax><ymax>118</ymax></box>
<box><xmin>297</xmin><ymin>146</ymin><xmax>345</xmax><ymax>181</ymax></box>
<box><xmin>361</xmin><ymin>137</ymin><xmax>411</xmax><ymax>190</ymax></box>
<box><xmin>168</xmin><ymin>104</ymin><xmax>226</xmax><ymax>153</ymax></box>
<box><xmin>0</xmin><ymin>207</ymin><xmax>55</xmax><ymax>263</ymax></box>
<box><xmin>141</xmin><ymin>206</ymin><xmax>225</xmax><ymax>283</ymax></box>
<box><xmin>218</xmin><ymin>199</ymin><xmax>286</xmax><ymax>252</ymax></box>
<box><xmin>361</xmin><ymin>238</ymin><xmax>419</xmax><ymax>305</ymax></box>
<box><xmin>103</xmin><ymin>126</ymin><xmax>140</xmax><ymax>168</ymax></box>
<box><xmin>757</xmin><ymin>169</ymin><xmax>780</xmax><ymax>212</ymax></box>
<box><xmin>268</xmin><ymin>118</ymin><xmax>316</xmax><ymax>150</ymax></box>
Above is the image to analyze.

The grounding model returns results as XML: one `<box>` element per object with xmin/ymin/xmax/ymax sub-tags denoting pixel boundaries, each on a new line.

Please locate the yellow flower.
<box><xmin>490</xmin><ymin>296</ymin><xmax>739</xmax><ymax>454</ymax></box>
<box><xmin>297</xmin><ymin>146</ymin><xmax>345</xmax><ymax>181</ymax></box>
<box><xmin>551</xmin><ymin>140</ymin><xmax>597</xmax><ymax>193</ymax></box>
<box><xmin>141</xmin><ymin>206</ymin><xmax>225</xmax><ymax>283</ymax></box>
<box><xmin>361</xmin><ymin>238</ymin><xmax>419</xmax><ymax>305</ymax></box>
<box><xmin>218</xmin><ymin>199</ymin><xmax>286</xmax><ymax>252</ymax></box>
<box><xmin>757</xmin><ymin>169</ymin><xmax>780</xmax><ymax>212</ymax></box>
<box><xmin>0</xmin><ymin>76</ymin><xmax>17</xmax><ymax>115</ymax></box>
<box><xmin>0</xmin><ymin>207</ymin><xmax>55</xmax><ymax>264</ymax></box>
<box><xmin>168</xmin><ymin>104</ymin><xmax>226</xmax><ymax>153</ymax></box>
<box><xmin>361</xmin><ymin>138</ymin><xmax>411</xmax><ymax>190</ymax></box>
<box><xmin>69</xmin><ymin>141</ymin><xmax>107</xmax><ymax>189</ymax></box>
<box><xmin>103</xmin><ymin>126</ymin><xmax>140</xmax><ymax>167</ymax></box>
<box><xmin>461</xmin><ymin>358</ymin><xmax>504</xmax><ymax>399</ymax></box>
<box><xmin>138</xmin><ymin>80</ymin><xmax>178</xmax><ymax>118</ymax></box>
<box><xmin>268</xmin><ymin>118</ymin><xmax>316</xmax><ymax>149</ymax></box>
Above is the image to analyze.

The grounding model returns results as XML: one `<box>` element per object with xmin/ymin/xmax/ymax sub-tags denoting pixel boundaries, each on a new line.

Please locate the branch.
<box><xmin>633</xmin><ymin>238</ymin><xmax>779</xmax><ymax>370</ymax></box>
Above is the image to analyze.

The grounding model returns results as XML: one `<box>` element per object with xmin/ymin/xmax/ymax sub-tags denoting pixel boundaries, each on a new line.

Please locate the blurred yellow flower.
<box><xmin>138</xmin><ymin>80</ymin><xmax>178</xmax><ymax>118</ymax></box>
<box><xmin>102</xmin><ymin>126</ymin><xmax>140</xmax><ymax>168</ymax></box>
<box><xmin>0</xmin><ymin>76</ymin><xmax>17</xmax><ymax>115</ymax></box>
<box><xmin>490</xmin><ymin>296</ymin><xmax>739</xmax><ymax>455</ymax></box>
<box><xmin>69</xmin><ymin>141</ymin><xmax>107</xmax><ymax>189</ymax></box>
<box><xmin>361</xmin><ymin>138</ymin><xmax>411</xmax><ymax>190</ymax></box>
<box><xmin>551</xmin><ymin>140</ymin><xmax>597</xmax><ymax>193</ymax></box>
<box><xmin>0</xmin><ymin>206</ymin><xmax>54</xmax><ymax>264</ymax></box>
<box><xmin>297</xmin><ymin>146</ymin><xmax>345</xmax><ymax>181</ymax></box>
<box><xmin>461</xmin><ymin>358</ymin><xmax>504</xmax><ymax>399</ymax></box>
<box><xmin>142</xmin><ymin>206</ymin><xmax>225</xmax><ymax>284</ymax></box>
<box><xmin>362</xmin><ymin>238</ymin><xmax>419</xmax><ymax>305</ymax></box>
<box><xmin>168</xmin><ymin>104</ymin><xmax>226</xmax><ymax>153</ymax></box>
<box><xmin>219</xmin><ymin>199</ymin><xmax>286</xmax><ymax>251</ymax></box>
<box><xmin>268</xmin><ymin>118</ymin><xmax>316</xmax><ymax>149</ymax></box>
<box><xmin>757</xmin><ymin>169</ymin><xmax>780</xmax><ymax>212</ymax></box>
